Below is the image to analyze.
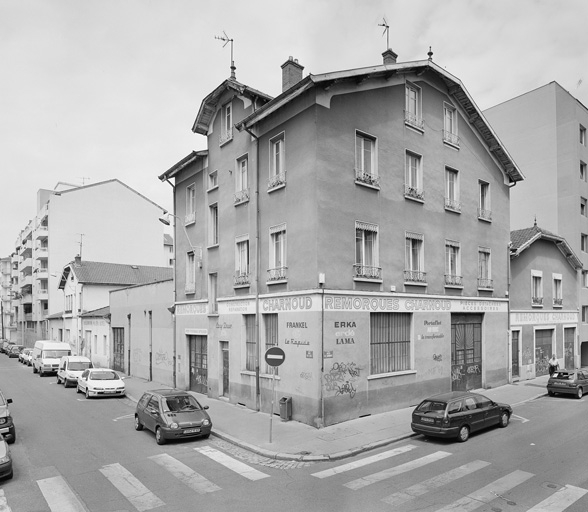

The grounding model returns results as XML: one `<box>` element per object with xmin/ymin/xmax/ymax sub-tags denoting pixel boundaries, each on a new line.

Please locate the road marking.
<box><xmin>527</xmin><ymin>484</ymin><xmax>588</xmax><ymax>512</ymax></box>
<box><xmin>311</xmin><ymin>444</ymin><xmax>418</xmax><ymax>479</ymax></box>
<box><xmin>345</xmin><ymin>451</ymin><xmax>452</xmax><ymax>490</ymax></box>
<box><xmin>0</xmin><ymin>489</ymin><xmax>13</xmax><ymax>512</ymax></box>
<box><xmin>149</xmin><ymin>453</ymin><xmax>221</xmax><ymax>494</ymax></box>
<box><xmin>433</xmin><ymin>470</ymin><xmax>534</xmax><ymax>512</ymax></box>
<box><xmin>194</xmin><ymin>446</ymin><xmax>270</xmax><ymax>481</ymax></box>
<box><xmin>37</xmin><ymin>476</ymin><xmax>87</xmax><ymax>512</ymax></box>
<box><xmin>511</xmin><ymin>414</ymin><xmax>530</xmax><ymax>423</ymax></box>
<box><xmin>113</xmin><ymin>413</ymin><xmax>135</xmax><ymax>422</ymax></box>
<box><xmin>382</xmin><ymin>460</ymin><xmax>491</xmax><ymax>507</ymax></box>
<box><xmin>99</xmin><ymin>462</ymin><xmax>165</xmax><ymax>511</ymax></box>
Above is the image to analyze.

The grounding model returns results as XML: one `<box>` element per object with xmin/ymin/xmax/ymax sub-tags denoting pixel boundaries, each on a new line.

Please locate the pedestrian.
<box><xmin>548</xmin><ymin>354</ymin><xmax>559</xmax><ymax>376</ymax></box>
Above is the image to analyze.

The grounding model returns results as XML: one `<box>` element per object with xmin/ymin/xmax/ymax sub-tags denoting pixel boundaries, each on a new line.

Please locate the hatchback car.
<box><xmin>411</xmin><ymin>391</ymin><xmax>512</xmax><ymax>442</ymax></box>
<box><xmin>135</xmin><ymin>389</ymin><xmax>212</xmax><ymax>445</ymax></box>
<box><xmin>0</xmin><ymin>390</ymin><xmax>15</xmax><ymax>444</ymax></box>
<box><xmin>0</xmin><ymin>437</ymin><xmax>12</xmax><ymax>480</ymax></box>
<box><xmin>19</xmin><ymin>348</ymin><xmax>32</xmax><ymax>364</ymax></box>
<box><xmin>547</xmin><ymin>369</ymin><xmax>588</xmax><ymax>398</ymax></box>
<box><xmin>76</xmin><ymin>369</ymin><xmax>125</xmax><ymax>398</ymax></box>
<box><xmin>8</xmin><ymin>345</ymin><xmax>23</xmax><ymax>358</ymax></box>
<box><xmin>1</xmin><ymin>341</ymin><xmax>15</xmax><ymax>355</ymax></box>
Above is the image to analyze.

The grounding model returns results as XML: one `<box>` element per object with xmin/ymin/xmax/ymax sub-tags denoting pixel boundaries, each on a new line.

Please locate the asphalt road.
<box><xmin>1</xmin><ymin>354</ymin><xmax>588</xmax><ymax>512</ymax></box>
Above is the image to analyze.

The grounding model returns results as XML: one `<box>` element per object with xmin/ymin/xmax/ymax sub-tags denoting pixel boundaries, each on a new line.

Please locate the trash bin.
<box><xmin>279</xmin><ymin>396</ymin><xmax>292</xmax><ymax>421</ymax></box>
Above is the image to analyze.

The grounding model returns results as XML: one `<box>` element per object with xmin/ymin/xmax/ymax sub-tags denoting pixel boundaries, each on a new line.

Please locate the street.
<box><xmin>1</xmin><ymin>355</ymin><xmax>588</xmax><ymax>512</ymax></box>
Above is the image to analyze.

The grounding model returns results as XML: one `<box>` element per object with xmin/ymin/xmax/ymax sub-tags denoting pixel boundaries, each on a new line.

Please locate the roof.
<box><xmin>510</xmin><ymin>225</ymin><xmax>583</xmax><ymax>270</ymax></box>
<box><xmin>163</xmin><ymin>234</ymin><xmax>173</xmax><ymax>246</ymax></box>
<box><xmin>235</xmin><ymin>58</ymin><xmax>524</xmax><ymax>184</ymax></box>
<box><xmin>159</xmin><ymin>150</ymin><xmax>208</xmax><ymax>181</ymax></box>
<box><xmin>59</xmin><ymin>260</ymin><xmax>173</xmax><ymax>288</ymax></box>
<box><xmin>80</xmin><ymin>306</ymin><xmax>110</xmax><ymax>318</ymax></box>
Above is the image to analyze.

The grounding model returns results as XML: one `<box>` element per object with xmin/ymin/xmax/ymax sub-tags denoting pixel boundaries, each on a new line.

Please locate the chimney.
<box><xmin>74</xmin><ymin>255</ymin><xmax>81</xmax><ymax>266</ymax></box>
<box><xmin>281</xmin><ymin>56</ymin><xmax>304</xmax><ymax>92</ymax></box>
<box><xmin>382</xmin><ymin>48</ymin><xmax>398</xmax><ymax>65</ymax></box>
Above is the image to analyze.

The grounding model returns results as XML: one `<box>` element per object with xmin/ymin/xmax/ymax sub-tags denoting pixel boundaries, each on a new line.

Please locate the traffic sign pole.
<box><xmin>264</xmin><ymin>347</ymin><xmax>285</xmax><ymax>444</ymax></box>
<box><xmin>269</xmin><ymin>366</ymin><xmax>276</xmax><ymax>443</ymax></box>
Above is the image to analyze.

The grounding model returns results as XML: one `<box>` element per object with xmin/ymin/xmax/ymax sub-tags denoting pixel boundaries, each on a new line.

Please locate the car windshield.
<box><xmin>43</xmin><ymin>350</ymin><xmax>71</xmax><ymax>358</ymax></box>
<box><xmin>163</xmin><ymin>395</ymin><xmax>203</xmax><ymax>412</ymax></box>
<box><xmin>90</xmin><ymin>371</ymin><xmax>119</xmax><ymax>380</ymax></box>
<box><xmin>69</xmin><ymin>362</ymin><xmax>92</xmax><ymax>371</ymax></box>
<box><xmin>416</xmin><ymin>400</ymin><xmax>446</xmax><ymax>413</ymax></box>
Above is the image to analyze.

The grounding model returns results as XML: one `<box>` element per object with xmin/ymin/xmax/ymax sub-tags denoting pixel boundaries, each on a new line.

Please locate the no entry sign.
<box><xmin>265</xmin><ymin>346</ymin><xmax>285</xmax><ymax>367</ymax></box>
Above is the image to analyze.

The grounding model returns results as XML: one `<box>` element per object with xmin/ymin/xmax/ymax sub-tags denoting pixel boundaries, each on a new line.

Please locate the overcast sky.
<box><xmin>1</xmin><ymin>0</ymin><xmax>587</xmax><ymax>257</ymax></box>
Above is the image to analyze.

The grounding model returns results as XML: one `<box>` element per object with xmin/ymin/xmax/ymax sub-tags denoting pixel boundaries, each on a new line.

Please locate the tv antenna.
<box><xmin>215</xmin><ymin>31</ymin><xmax>236</xmax><ymax>79</ymax></box>
<box><xmin>378</xmin><ymin>17</ymin><xmax>390</xmax><ymax>49</ymax></box>
<box><xmin>76</xmin><ymin>233</ymin><xmax>85</xmax><ymax>259</ymax></box>
<box><xmin>78</xmin><ymin>177</ymin><xmax>91</xmax><ymax>186</ymax></box>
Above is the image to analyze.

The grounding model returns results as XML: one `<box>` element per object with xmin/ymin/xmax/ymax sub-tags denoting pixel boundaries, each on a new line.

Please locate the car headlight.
<box><xmin>0</xmin><ymin>455</ymin><xmax>10</xmax><ymax>464</ymax></box>
<box><xmin>94</xmin><ymin>387</ymin><xmax>104</xmax><ymax>391</ymax></box>
<box><xmin>0</xmin><ymin>418</ymin><xmax>6</xmax><ymax>425</ymax></box>
<box><xmin>169</xmin><ymin>422</ymin><xmax>179</xmax><ymax>429</ymax></box>
<box><xmin>202</xmin><ymin>419</ymin><xmax>210</xmax><ymax>427</ymax></box>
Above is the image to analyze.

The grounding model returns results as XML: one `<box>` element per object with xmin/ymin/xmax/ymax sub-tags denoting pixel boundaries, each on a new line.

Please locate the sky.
<box><xmin>1</xmin><ymin>0</ymin><xmax>587</xmax><ymax>257</ymax></box>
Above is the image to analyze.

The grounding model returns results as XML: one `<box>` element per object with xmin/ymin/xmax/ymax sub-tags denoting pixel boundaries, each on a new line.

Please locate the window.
<box><xmin>405</xmin><ymin>232</ymin><xmax>426</xmax><ymax>283</ymax></box>
<box><xmin>355</xmin><ymin>131</ymin><xmax>379</xmax><ymax>187</ymax></box>
<box><xmin>581</xmin><ymin>162</ymin><xmax>587</xmax><ymax>182</ymax></box>
<box><xmin>445</xmin><ymin>240</ymin><xmax>462</xmax><ymax>286</ymax></box>
<box><xmin>235</xmin><ymin>156</ymin><xmax>249</xmax><ymax>204</ymax></box>
<box><xmin>445</xmin><ymin>167</ymin><xmax>460</xmax><ymax>212</ymax></box>
<box><xmin>185</xmin><ymin>252</ymin><xmax>196</xmax><ymax>294</ymax></box>
<box><xmin>582</xmin><ymin>197</ymin><xmax>587</xmax><ymax>217</ymax></box>
<box><xmin>582</xmin><ymin>234</ymin><xmax>588</xmax><ymax>252</ymax></box>
<box><xmin>354</xmin><ymin>221</ymin><xmax>380</xmax><ymax>280</ymax></box>
<box><xmin>185</xmin><ymin>184</ymin><xmax>196</xmax><ymax>224</ymax></box>
<box><xmin>443</xmin><ymin>103</ymin><xmax>459</xmax><ymax>147</ymax></box>
<box><xmin>583</xmin><ymin>270</ymin><xmax>588</xmax><ymax>288</ymax></box>
<box><xmin>244</xmin><ymin>315</ymin><xmax>256</xmax><ymax>372</ymax></box>
<box><xmin>581</xmin><ymin>125</ymin><xmax>586</xmax><ymax>146</ymax></box>
<box><xmin>268</xmin><ymin>133</ymin><xmax>286</xmax><ymax>190</ymax></box>
<box><xmin>208</xmin><ymin>170</ymin><xmax>218</xmax><ymax>190</ymax></box>
<box><xmin>478</xmin><ymin>247</ymin><xmax>492</xmax><ymax>288</ymax></box>
<box><xmin>268</xmin><ymin>224</ymin><xmax>287</xmax><ymax>282</ymax></box>
<box><xmin>553</xmin><ymin>274</ymin><xmax>563</xmax><ymax>307</ymax></box>
<box><xmin>583</xmin><ymin>306</ymin><xmax>588</xmax><ymax>323</ymax></box>
<box><xmin>264</xmin><ymin>313</ymin><xmax>278</xmax><ymax>374</ymax></box>
<box><xmin>209</xmin><ymin>203</ymin><xmax>218</xmax><ymax>246</ymax></box>
<box><xmin>532</xmin><ymin>270</ymin><xmax>543</xmax><ymax>306</ymax></box>
<box><xmin>370</xmin><ymin>313</ymin><xmax>411</xmax><ymax>374</ymax></box>
<box><xmin>405</xmin><ymin>151</ymin><xmax>424</xmax><ymax>201</ymax></box>
<box><xmin>220</xmin><ymin>102</ymin><xmax>232</xmax><ymax>144</ymax></box>
<box><xmin>478</xmin><ymin>181</ymin><xmax>491</xmax><ymax>221</ymax></box>
<box><xmin>235</xmin><ymin>235</ymin><xmax>249</xmax><ymax>286</ymax></box>
<box><xmin>404</xmin><ymin>82</ymin><xmax>423</xmax><ymax>131</ymax></box>
<box><xmin>209</xmin><ymin>273</ymin><xmax>218</xmax><ymax>314</ymax></box>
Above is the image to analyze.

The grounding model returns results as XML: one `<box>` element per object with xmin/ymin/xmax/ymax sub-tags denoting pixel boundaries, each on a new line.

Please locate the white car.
<box><xmin>76</xmin><ymin>369</ymin><xmax>126</xmax><ymax>399</ymax></box>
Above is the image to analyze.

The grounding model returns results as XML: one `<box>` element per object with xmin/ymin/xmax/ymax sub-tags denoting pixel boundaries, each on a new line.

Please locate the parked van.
<box><xmin>32</xmin><ymin>341</ymin><xmax>72</xmax><ymax>376</ymax></box>
<box><xmin>57</xmin><ymin>356</ymin><xmax>93</xmax><ymax>387</ymax></box>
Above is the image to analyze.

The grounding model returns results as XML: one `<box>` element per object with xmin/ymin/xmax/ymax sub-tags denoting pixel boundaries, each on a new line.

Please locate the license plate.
<box><xmin>420</xmin><ymin>417</ymin><xmax>434</xmax><ymax>423</ymax></box>
<box><xmin>554</xmin><ymin>382</ymin><xmax>567</xmax><ymax>386</ymax></box>
<box><xmin>184</xmin><ymin>428</ymin><xmax>201</xmax><ymax>434</ymax></box>
<box><xmin>104</xmin><ymin>390</ymin><xmax>116</xmax><ymax>393</ymax></box>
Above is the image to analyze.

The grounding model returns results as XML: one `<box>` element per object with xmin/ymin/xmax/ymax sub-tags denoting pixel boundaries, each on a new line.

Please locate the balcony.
<box><xmin>355</xmin><ymin>168</ymin><xmax>380</xmax><ymax>189</ymax></box>
<box><xmin>532</xmin><ymin>296</ymin><xmax>544</xmax><ymax>306</ymax></box>
<box><xmin>234</xmin><ymin>189</ymin><xmax>250</xmax><ymax>205</ymax></box>
<box><xmin>35</xmin><ymin>225</ymin><xmax>48</xmax><ymax>240</ymax></box>
<box><xmin>477</xmin><ymin>278</ymin><xmax>494</xmax><ymax>289</ymax></box>
<box><xmin>404</xmin><ymin>270</ymin><xmax>427</xmax><ymax>285</ymax></box>
<box><xmin>35</xmin><ymin>268</ymin><xmax>48</xmax><ymax>280</ymax></box>
<box><xmin>404</xmin><ymin>110</ymin><xmax>425</xmax><ymax>132</ymax></box>
<box><xmin>444</xmin><ymin>274</ymin><xmax>463</xmax><ymax>287</ymax></box>
<box><xmin>219</xmin><ymin>129</ymin><xmax>233</xmax><ymax>146</ymax></box>
<box><xmin>268</xmin><ymin>172</ymin><xmax>286</xmax><ymax>191</ymax></box>
<box><xmin>445</xmin><ymin>198</ymin><xmax>461</xmax><ymax>213</ymax></box>
<box><xmin>19</xmin><ymin>240</ymin><xmax>32</xmax><ymax>257</ymax></box>
<box><xmin>404</xmin><ymin>184</ymin><xmax>425</xmax><ymax>202</ymax></box>
<box><xmin>267</xmin><ymin>266</ymin><xmax>288</xmax><ymax>283</ymax></box>
<box><xmin>553</xmin><ymin>298</ymin><xmax>563</xmax><ymax>307</ymax></box>
<box><xmin>443</xmin><ymin>130</ymin><xmax>460</xmax><ymax>148</ymax></box>
<box><xmin>184</xmin><ymin>212</ymin><xmax>195</xmax><ymax>225</ymax></box>
<box><xmin>37</xmin><ymin>288</ymin><xmax>48</xmax><ymax>299</ymax></box>
<box><xmin>478</xmin><ymin>208</ymin><xmax>492</xmax><ymax>222</ymax></box>
<box><xmin>354</xmin><ymin>264</ymin><xmax>382</xmax><ymax>281</ymax></box>
<box><xmin>234</xmin><ymin>272</ymin><xmax>250</xmax><ymax>287</ymax></box>
<box><xmin>36</xmin><ymin>246</ymin><xmax>49</xmax><ymax>260</ymax></box>
<box><xmin>20</xmin><ymin>274</ymin><xmax>32</xmax><ymax>288</ymax></box>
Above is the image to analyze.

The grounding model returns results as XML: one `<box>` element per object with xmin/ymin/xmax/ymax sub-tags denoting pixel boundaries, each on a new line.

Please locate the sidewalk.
<box><xmin>121</xmin><ymin>374</ymin><xmax>550</xmax><ymax>462</ymax></box>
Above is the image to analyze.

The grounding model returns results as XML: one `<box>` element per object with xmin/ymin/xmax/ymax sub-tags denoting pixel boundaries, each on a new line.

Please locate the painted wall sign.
<box><xmin>185</xmin><ymin>328</ymin><xmax>208</xmax><ymax>336</ymax></box>
<box><xmin>176</xmin><ymin>303</ymin><xmax>207</xmax><ymax>315</ymax></box>
<box><xmin>511</xmin><ymin>311</ymin><xmax>578</xmax><ymax>325</ymax></box>
<box><xmin>306</xmin><ymin>351</ymin><xmax>313</xmax><ymax>359</ymax></box>
<box><xmin>262</xmin><ymin>296</ymin><xmax>313</xmax><ymax>312</ymax></box>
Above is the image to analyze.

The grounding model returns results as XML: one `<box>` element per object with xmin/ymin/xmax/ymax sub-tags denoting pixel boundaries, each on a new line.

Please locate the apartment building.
<box><xmin>159</xmin><ymin>49</ymin><xmax>524</xmax><ymax>426</ymax></box>
<box><xmin>10</xmin><ymin>179</ymin><xmax>169</xmax><ymax>346</ymax></box>
<box><xmin>0</xmin><ymin>257</ymin><xmax>13</xmax><ymax>340</ymax></box>
<box><xmin>485</xmin><ymin>82</ymin><xmax>588</xmax><ymax>362</ymax></box>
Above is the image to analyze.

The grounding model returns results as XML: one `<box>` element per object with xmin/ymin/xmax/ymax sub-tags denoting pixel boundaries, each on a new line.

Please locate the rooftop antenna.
<box><xmin>78</xmin><ymin>177</ymin><xmax>91</xmax><ymax>186</ymax></box>
<box><xmin>76</xmin><ymin>233</ymin><xmax>85</xmax><ymax>260</ymax></box>
<box><xmin>215</xmin><ymin>31</ymin><xmax>236</xmax><ymax>79</ymax></box>
<box><xmin>378</xmin><ymin>17</ymin><xmax>390</xmax><ymax>49</ymax></box>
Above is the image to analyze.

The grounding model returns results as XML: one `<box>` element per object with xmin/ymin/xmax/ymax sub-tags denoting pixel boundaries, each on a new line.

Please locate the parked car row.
<box><xmin>0</xmin><ymin>388</ymin><xmax>14</xmax><ymax>481</ymax></box>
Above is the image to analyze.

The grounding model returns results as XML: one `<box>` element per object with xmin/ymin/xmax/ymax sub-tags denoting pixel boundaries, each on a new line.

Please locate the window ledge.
<box><xmin>234</xmin><ymin>198</ymin><xmax>249</xmax><ymax>207</ymax></box>
<box><xmin>445</xmin><ymin>205</ymin><xmax>461</xmax><ymax>214</ymax></box>
<box><xmin>267</xmin><ymin>279</ymin><xmax>288</xmax><ymax>285</ymax></box>
<box><xmin>207</xmin><ymin>185</ymin><xmax>218</xmax><ymax>193</ymax></box>
<box><xmin>353</xmin><ymin>277</ymin><xmax>383</xmax><ymax>284</ymax></box>
<box><xmin>355</xmin><ymin>180</ymin><xmax>380</xmax><ymax>191</ymax></box>
<box><xmin>531</xmin><ymin>303</ymin><xmax>544</xmax><ymax>308</ymax></box>
<box><xmin>233</xmin><ymin>284</ymin><xmax>250</xmax><ymax>289</ymax></box>
<box><xmin>219</xmin><ymin>135</ymin><xmax>233</xmax><ymax>147</ymax></box>
<box><xmin>443</xmin><ymin>140</ymin><xmax>460</xmax><ymax>151</ymax></box>
<box><xmin>404</xmin><ymin>281</ymin><xmax>427</xmax><ymax>287</ymax></box>
<box><xmin>184</xmin><ymin>219</ymin><xmax>195</xmax><ymax>227</ymax></box>
<box><xmin>553</xmin><ymin>304</ymin><xmax>563</xmax><ymax>308</ymax></box>
<box><xmin>444</xmin><ymin>285</ymin><xmax>464</xmax><ymax>290</ymax></box>
<box><xmin>207</xmin><ymin>244</ymin><xmax>219</xmax><ymax>250</ymax></box>
<box><xmin>404</xmin><ymin>121</ymin><xmax>424</xmax><ymax>135</ymax></box>
<box><xmin>268</xmin><ymin>183</ymin><xmax>286</xmax><ymax>193</ymax></box>
<box><xmin>208</xmin><ymin>313</ymin><xmax>219</xmax><ymax>318</ymax></box>
<box><xmin>368</xmin><ymin>370</ymin><xmax>416</xmax><ymax>381</ymax></box>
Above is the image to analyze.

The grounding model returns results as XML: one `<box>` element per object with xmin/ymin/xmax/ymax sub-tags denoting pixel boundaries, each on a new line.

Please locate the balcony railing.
<box><xmin>268</xmin><ymin>171</ymin><xmax>286</xmax><ymax>191</ymax></box>
<box><xmin>443</xmin><ymin>130</ymin><xmax>460</xmax><ymax>147</ymax></box>
<box><xmin>478</xmin><ymin>208</ymin><xmax>492</xmax><ymax>221</ymax></box>
<box><xmin>355</xmin><ymin>168</ymin><xmax>380</xmax><ymax>188</ymax></box>
<box><xmin>184</xmin><ymin>212</ymin><xmax>196</xmax><ymax>225</ymax></box>
<box><xmin>267</xmin><ymin>267</ymin><xmax>288</xmax><ymax>282</ymax></box>
<box><xmin>234</xmin><ymin>189</ymin><xmax>250</xmax><ymax>205</ymax></box>
<box><xmin>353</xmin><ymin>264</ymin><xmax>382</xmax><ymax>280</ymax></box>
<box><xmin>445</xmin><ymin>274</ymin><xmax>463</xmax><ymax>287</ymax></box>
<box><xmin>478</xmin><ymin>278</ymin><xmax>494</xmax><ymax>289</ymax></box>
<box><xmin>404</xmin><ymin>184</ymin><xmax>425</xmax><ymax>201</ymax></box>
<box><xmin>404</xmin><ymin>110</ymin><xmax>424</xmax><ymax>131</ymax></box>
<box><xmin>532</xmin><ymin>296</ymin><xmax>544</xmax><ymax>306</ymax></box>
<box><xmin>219</xmin><ymin>129</ymin><xmax>233</xmax><ymax>145</ymax></box>
<box><xmin>445</xmin><ymin>197</ymin><xmax>461</xmax><ymax>212</ymax></box>
<box><xmin>553</xmin><ymin>298</ymin><xmax>563</xmax><ymax>307</ymax></box>
<box><xmin>404</xmin><ymin>270</ymin><xmax>427</xmax><ymax>284</ymax></box>
<box><xmin>234</xmin><ymin>272</ymin><xmax>250</xmax><ymax>287</ymax></box>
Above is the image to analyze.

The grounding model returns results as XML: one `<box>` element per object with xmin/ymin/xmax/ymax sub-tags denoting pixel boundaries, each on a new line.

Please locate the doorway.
<box><xmin>221</xmin><ymin>341</ymin><xmax>229</xmax><ymax>398</ymax></box>
<box><xmin>189</xmin><ymin>335</ymin><xmax>208</xmax><ymax>394</ymax></box>
<box><xmin>451</xmin><ymin>314</ymin><xmax>483</xmax><ymax>391</ymax></box>
<box><xmin>511</xmin><ymin>330</ymin><xmax>520</xmax><ymax>378</ymax></box>
<box><xmin>534</xmin><ymin>329</ymin><xmax>553</xmax><ymax>376</ymax></box>
<box><xmin>564</xmin><ymin>327</ymin><xmax>575</xmax><ymax>369</ymax></box>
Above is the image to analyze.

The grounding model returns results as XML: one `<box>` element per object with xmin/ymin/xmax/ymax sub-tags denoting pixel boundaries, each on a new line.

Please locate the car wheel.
<box><xmin>155</xmin><ymin>427</ymin><xmax>166</xmax><ymax>445</ymax></box>
<box><xmin>56</xmin><ymin>375</ymin><xmax>61</xmax><ymax>384</ymax></box>
<box><xmin>6</xmin><ymin>469</ymin><xmax>13</xmax><ymax>479</ymax></box>
<box><xmin>64</xmin><ymin>379</ymin><xmax>69</xmax><ymax>388</ymax></box>
<box><xmin>548</xmin><ymin>390</ymin><xmax>555</xmax><ymax>396</ymax></box>
<box><xmin>499</xmin><ymin>412</ymin><xmax>510</xmax><ymax>428</ymax></box>
<box><xmin>201</xmin><ymin>433</ymin><xmax>210</xmax><ymax>439</ymax></box>
<box><xmin>85</xmin><ymin>388</ymin><xmax>90</xmax><ymax>399</ymax></box>
<box><xmin>76</xmin><ymin>384</ymin><xmax>81</xmax><ymax>394</ymax></box>
<box><xmin>577</xmin><ymin>387</ymin><xmax>583</xmax><ymax>399</ymax></box>
<box><xmin>134</xmin><ymin>415</ymin><xmax>143</xmax><ymax>431</ymax></box>
<box><xmin>457</xmin><ymin>425</ymin><xmax>470</xmax><ymax>442</ymax></box>
<box><xmin>32</xmin><ymin>365</ymin><xmax>37</xmax><ymax>374</ymax></box>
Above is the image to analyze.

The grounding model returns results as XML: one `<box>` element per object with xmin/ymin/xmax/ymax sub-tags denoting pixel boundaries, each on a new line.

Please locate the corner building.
<box><xmin>161</xmin><ymin>50</ymin><xmax>524</xmax><ymax>427</ymax></box>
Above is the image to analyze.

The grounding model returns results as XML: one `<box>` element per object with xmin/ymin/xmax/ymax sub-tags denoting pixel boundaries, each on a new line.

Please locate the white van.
<box><xmin>32</xmin><ymin>341</ymin><xmax>72</xmax><ymax>376</ymax></box>
<box><xmin>57</xmin><ymin>356</ymin><xmax>93</xmax><ymax>387</ymax></box>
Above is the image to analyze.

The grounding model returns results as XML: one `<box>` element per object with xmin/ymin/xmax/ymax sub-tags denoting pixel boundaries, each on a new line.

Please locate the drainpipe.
<box><xmin>164</xmin><ymin>178</ymin><xmax>177</xmax><ymax>389</ymax></box>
